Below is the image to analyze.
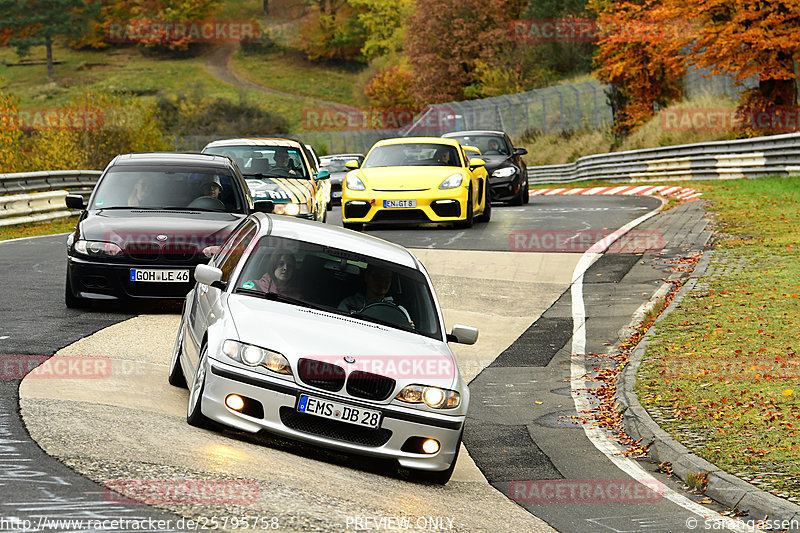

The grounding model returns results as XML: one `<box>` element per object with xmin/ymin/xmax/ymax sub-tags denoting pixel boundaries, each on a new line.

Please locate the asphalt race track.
<box><xmin>0</xmin><ymin>196</ymin><xmax>754</xmax><ymax>532</ymax></box>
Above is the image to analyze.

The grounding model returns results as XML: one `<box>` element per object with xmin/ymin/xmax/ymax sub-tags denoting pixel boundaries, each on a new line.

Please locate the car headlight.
<box><xmin>346</xmin><ymin>175</ymin><xmax>366</xmax><ymax>191</ymax></box>
<box><xmin>492</xmin><ymin>167</ymin><xmax>516</xmax><ymax>178</ymax></box>
<box><xmin>439</xmin><ymin>173</ymin><xmax>464</xmax><ymax>190</ymax></box>
<box><xmin>73</xmin><ymin>239</ymin><xmax>123</xmax><ymax>257</ymax></box>
<box><xmin>396</xmin><ymin>384</ymin><xmax>460</xmax><ymax>409</ymax></box>
<box><xmin>222</xmin><ymin>340</ymin><xmax>292</xmax><ymax>375</ymax></box>
<box><xmin>273</xmin><ymin>203</ymin><xmax>309</xmax><ymax>216</ymax></box>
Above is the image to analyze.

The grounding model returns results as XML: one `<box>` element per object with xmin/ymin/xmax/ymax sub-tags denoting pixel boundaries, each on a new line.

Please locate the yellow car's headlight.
<box><xmin>346</xmin><ymin>175</ymin><xmax>366</xmax><ymax>191</ymax></box>
<box><xmin>439</xmin><ymin>173</ymin><xmax>464</xmax><ymax>189</ymax></box>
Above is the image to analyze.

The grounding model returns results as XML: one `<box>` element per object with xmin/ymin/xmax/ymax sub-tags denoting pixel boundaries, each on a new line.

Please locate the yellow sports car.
<box><xmin>341</xmin><ymin>137</ymin><xmax>491</xmax><ymax>230</ymax></box>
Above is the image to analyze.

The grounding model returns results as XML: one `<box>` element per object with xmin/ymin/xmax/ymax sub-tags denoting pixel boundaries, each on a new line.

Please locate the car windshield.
<box><xmin>362</xmin><ymin>143</ymin><xmax>461</xmax><ymax>168</ymax></box>
<box><xmin>204</xmin><ymin>145</ymin><xmax>310</xmax><ymax>179</ymax></box>
<box><xmin>320</xmin><ymin>158</ymin><xmax>357</xmax><ymax>172</ymax></box>
<box><xmin>448</xmin><ymin>135</ymin><xmax>509</xmax><ymax>156</ymax></box>
<box><xmin>89</xmin><ymin>165</ymin><xmax>245</xmax><ymax>212</ymax></box>
<box><xmin>233</xmin><ymin>236</ymin><xmax>442</xmax><ymax>339</ymax></box>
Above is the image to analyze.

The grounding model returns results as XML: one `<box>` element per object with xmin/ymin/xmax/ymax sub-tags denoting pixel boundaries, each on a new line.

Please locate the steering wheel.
<box><xmin>188</xmin><ymin>196</ymin><xmax>226</xmax><ymax>211</ymax></box>
<box><xmin>359</xmin><ymin>302</ymin><xmax>412</xmax><ymax>328</ymax></box>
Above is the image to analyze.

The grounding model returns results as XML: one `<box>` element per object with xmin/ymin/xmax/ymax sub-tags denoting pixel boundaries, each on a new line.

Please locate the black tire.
<box><xmin>64</xmin><ymin>272</ymin><xmax>88</xmax><ymax>309</ymax></box>
<box><xmin>476</xmin><ymin>182</ymin><xmax>491</xmax><ymax>223</ymax></box>
<box><xmin>509</xmin><ymin>180</ymin><xmax>524</xmax><ymax>206</ymax></box>
<box><xmin>187</xmin><ymin>345</ymin><xmax>212</xmax><ymax>428</ymax></box>
<box><xmin>321</xmin><ymin>208</ymin><xmax>328</xmax><ymax>224</ymax></box>
<box><xmin>343</xmin><ymin>222</ymin><xmax>363</xmax><ymax>232</ymax></box>
<box><xmin>455</xmin><ymin>186</ymin><xmax>474</xmax><ymax>228</ymax></box>
<box><xmin>168</xmin><ymin>323</ymin><xmax>188</xmax><ymax>388</ymax></box>
<box><xmin>523</xmin><ymin>180</ymin><xmax>530</xmax><ymax>204</ymax></box>
<box><xmin>415</xmin><ymin>431</ymin><xmax>462</xmax><ymax>485</ymax></box>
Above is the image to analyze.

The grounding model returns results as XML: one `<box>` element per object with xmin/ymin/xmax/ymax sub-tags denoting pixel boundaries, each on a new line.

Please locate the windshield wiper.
<box><xmin>234</xmin><ymin>287</ymin><xmax>327</xmax><ymax>311</ymax></box>
<box><xmin>245</xmin><ymin>172</ymin><xmax>308</xmax><ymax>180</ymax></box>
<box><xmin>348</xmin><ymin>310</ymin><xmax>414</xmax><ymax>332</ymax></box>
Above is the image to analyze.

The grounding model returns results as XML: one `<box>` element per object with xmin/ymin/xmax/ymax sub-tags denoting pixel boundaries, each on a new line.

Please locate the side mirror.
<box><xmin>253</xmin><ymin>200</ymin><xmax>275</xmax><ymax>213</ymax></box>
<box><xmin>513</xmin><ymin>147</ymin><xmax>528</xmax><ymax>156</ymax></box>
<box><xmin>447</xmin><ymin>324</ymin><xmax>478</xmax><ymax>345</ymax></box>
<box><xmin>468</xmin><ymin>157</ymin><xmax>485</xmax><ymax>170</ymax></box>
<box><xmin>65</xmin><ymin>194</ymin><xmax>86</xmax><ymax>210</ymax></box>
<box><xmin>195</xmin><ymin>264</ymin><xmax>223</xmax><ymax>287</ymax></box>
<box><xmin>345</xmin><ymin>160</ymin><xmax>360</xmax><ymax>170</ymax></box>
<box><xmin>316</xmin><ymin>170</ymin><xmax>330</xmax><ymax>180</ymax></box>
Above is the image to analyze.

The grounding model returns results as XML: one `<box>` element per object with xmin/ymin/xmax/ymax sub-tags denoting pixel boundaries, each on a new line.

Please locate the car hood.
<box><xmin>357</xmin><ymin>166</ymin><xmax>463</xmax><ymax>191</ymax></box>
<box><xmin>246</xmin><ymin>177</ymin><xmax>314</xmax><ymax>204</ymax></box>
<box><xmin>479</xmin><ymin>155</ymin><xmax>515</xmax><ymax>172</ymax></box>
<box><xmin>227</xmin><ymin>295</ymin><xmax>458</xmax><ymax>390</ymax></box>
<box><xmin>78</xmin><ymin>209</ymin><xmax>242</xmax><ymax>249</ymax></box>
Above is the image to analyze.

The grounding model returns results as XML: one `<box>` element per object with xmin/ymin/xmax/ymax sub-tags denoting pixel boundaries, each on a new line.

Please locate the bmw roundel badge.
<box><xmin>344</xmin><ymin>356</ymin><xmax>356</xmax><ymax>364</ymax></box>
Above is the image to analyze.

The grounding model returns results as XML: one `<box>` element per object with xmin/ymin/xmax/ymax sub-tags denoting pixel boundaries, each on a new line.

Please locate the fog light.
<box><xmin>422</xmin><ymin>439</ymin><xmax>440</xmax><ymax>454</ymax></box>
<box><xmin>225</xmin><ymin>394</ymin><xmax>245</xmax><ymax>411</ymax></box>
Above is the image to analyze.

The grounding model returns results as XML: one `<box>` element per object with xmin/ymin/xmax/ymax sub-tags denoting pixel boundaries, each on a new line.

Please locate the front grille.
<box><xmin>346</xmin><ymin>370</ymin><xmax>395</xmax><ymax>401</ymax></box>
<box><xmin>344</xmin><ymin>202</ymin><xmax>370</xmax><ymax>219</ymax></box>
<box><xmin>126</xmin><ymin>243</ymin><xmax>161</xmax><ymax>262</ymax></box>
<box><xmin>430</xmin><ymin>200</ymin><xmax>461</xmax><ymax>218</ymax></box>
<box><xmin>124</xmin><ymin>242</ymin><xmax>199</xmax><ymax>263</ymax></box>
<box><xmin>298</xmin><ymin>358</ymin><xmax>345</xmax><ymax>392</ymax></box>
<box><xmin>279</xmin><ymin>407</ymin><xmax>392</xmax><ymax>447</ymax></box>
<box><xmin>371</xmin><ymin>209</ymin><xmax>428</xmax><ymax>222</ymax></box>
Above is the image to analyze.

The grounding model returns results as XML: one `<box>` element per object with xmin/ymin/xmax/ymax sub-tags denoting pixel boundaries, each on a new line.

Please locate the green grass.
<box><xmin>0</xmin><ymin>216</ymin><xmax>78</xmax><ymax>241</ymax></box>
<box><xmin>232</xmin><ymin>48</ymin><xmax>365</xmax><ymax>108</ymax></box>
<box><xmin>637</xmin><ymin>176</ymin><xmax>800</xmax><ymax>499</ymax></box>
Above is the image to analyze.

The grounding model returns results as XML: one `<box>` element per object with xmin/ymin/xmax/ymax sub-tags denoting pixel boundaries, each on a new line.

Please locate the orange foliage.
<box><xmin>0</xmin><ymin>88</ymin><xmax>21</xmax><ymax>173</ymax></box>
<box><xmin>364</xmin><ymin>65</ymin><xmax>418</xmax><ymax>111</ymax></box>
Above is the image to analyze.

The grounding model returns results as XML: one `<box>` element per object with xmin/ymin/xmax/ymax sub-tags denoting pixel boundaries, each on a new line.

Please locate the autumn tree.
<box><xmin>364</xmin><ymin>64</ymin><xmax>418</xmax><ymax>111</ymax></box>
<box><xmin>0</xmin><ymin>0</ymin><xmax>90</xmax><ymax>79</ymax></box>
<box><xmin>0</xmin><ymin>87</ymin><xmax>21</xmax><ymax>173</ymax></box>
<box><xmin>349</xmin><ymin>0</ymin><xmax>412</xmax><ymax>61</ymax></box>
<box><xmin>589</xmin><ymin>0</ymin><xmax>688</xmax><ymax>136</ymax></box>
<box><xmin>665</xmin><ymin>0</ymin><xmax>800</xmax><ymax>134</ymax></box>
<box><xmin>405</xmin><ymin>0</ymin><xmax>514</xmax><ymax>104</ymax></box>
<box><xmin>297</xmin><ymin>0</ymin><xmax>366</xmax><ymax>62</ymax></box>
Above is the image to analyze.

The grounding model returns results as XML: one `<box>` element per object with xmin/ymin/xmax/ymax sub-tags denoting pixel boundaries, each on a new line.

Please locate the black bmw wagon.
<box><xmin>65</xmin><ymin>152</ymin><xmax>265</xmax><ymax>307</ymax></box>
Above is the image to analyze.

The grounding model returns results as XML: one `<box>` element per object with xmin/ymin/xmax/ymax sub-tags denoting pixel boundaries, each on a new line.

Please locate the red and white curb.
<box><xmin>530</xmin><ymin>185</ymin><xmax>701</xmax><ymax>200</ymax></box>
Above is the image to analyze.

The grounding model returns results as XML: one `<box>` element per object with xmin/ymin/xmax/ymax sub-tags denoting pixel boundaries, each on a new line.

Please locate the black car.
<box><xmin>319</xmin><ymin>153</ymin><xmax>364</xmax><ymax>206</ymax></box>
<box><xmin>64</xmin><ymin>152</ymin><xmax>269</xmax><ymax>307</ymax></box>
<box><xmin>442</xmin><ymin>130</ymin><xmax>529</xmax><ymax>205</ymax></box>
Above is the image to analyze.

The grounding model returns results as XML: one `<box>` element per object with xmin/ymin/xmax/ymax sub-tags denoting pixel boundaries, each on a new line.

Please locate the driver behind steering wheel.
<box><xmin>338</xmin><ymin>264</ymin><xmax>412</xmax><ymax>325</ymax></box>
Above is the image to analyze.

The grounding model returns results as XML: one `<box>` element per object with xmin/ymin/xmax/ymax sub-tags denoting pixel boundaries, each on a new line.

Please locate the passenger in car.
<box><xmin>338</xmin><ymin>265</ymin><xmax>412</xmax><ymax>324</ymax></box>
<box><xmin>249</xmin><ymin>250</ymin><xmax>302</xmax><ymax>299</ymax></box>
<box><xmin>128</xmin><ymin>176</ymin><xmax>156</xmax><ymax>206</ymax></box>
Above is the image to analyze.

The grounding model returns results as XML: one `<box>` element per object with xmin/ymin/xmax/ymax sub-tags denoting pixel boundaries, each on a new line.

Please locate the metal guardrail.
<box><xmin>0</xmin><ymin>170</ymin><xmax>101</xmax><ymax>227</ymax></box>
<box><xmin>526</xmin><ymin>132</ymin><xmax>800</xmax><ymax>184</ymax></box>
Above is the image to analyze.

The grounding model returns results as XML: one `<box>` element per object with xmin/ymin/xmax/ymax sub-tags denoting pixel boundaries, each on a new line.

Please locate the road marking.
<box><xmin>569</xmin><ymin>204</ymin><xmax>756</xmax><ymax>533</ymax></box>
<box><xmin>0</xmin><ymin>336</ymin><xmax>9</xmax><ymax>340</ymax></box>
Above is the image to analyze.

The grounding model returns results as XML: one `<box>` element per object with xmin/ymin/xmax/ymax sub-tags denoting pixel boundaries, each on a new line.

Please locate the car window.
<box><xmin>320</xmin><ymin>159</ymin><xmax>351</xmax><ymax>172</ymax></box>
<box><xmin>233</xmin><ymin>236</ymin><xmax>442</xmax><ymax>340</ymax></box>
<box><xmin>204</xmin><ymin>145</ymin><xmax>310</xmax><ymax>179</ymax></box>
<box><xmin>90</xmin><ymin>165</ymin><xmax>245</xmax><ymax>213</ymax></box>
<box><xmin>448</xmin><ymin>135</ymin><xmax>510</xmax><ymax>156</ymax></box>
<box><xmin>216</xmin><ymin>220</ymin><xmax>259</xmax><ymax>283</ymax></box>
<box><xmin>362</xmin><ymin>143</ymin><xmax>461</xmax><ymax>168</ymax></box>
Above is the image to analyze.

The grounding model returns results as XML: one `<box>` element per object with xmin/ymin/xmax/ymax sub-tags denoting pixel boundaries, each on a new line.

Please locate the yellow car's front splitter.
<box><xmin>342</xmin><ymin>188</ymin><xmax>470</xmax><ymax>224</ymax></box>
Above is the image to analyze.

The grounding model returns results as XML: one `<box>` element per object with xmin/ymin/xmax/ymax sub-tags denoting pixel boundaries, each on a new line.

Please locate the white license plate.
<box><xmin>130</xmin><ymin>269</ymin><xmax>190</xmax><ymax>283</ymax></box>
<box><xmin>297</xmin><ymin>394</ymin><xmax>381</xmax><ymax>429</ymax></box>
<box><xmin>332</xmin><ymin>191</ymin><xmax>342</xmax><ymax>198</ymax></box>
<box><xmin>384</xmin><ymin>199</ymin><xmax>416</xmax><ymax>208</ymax></box>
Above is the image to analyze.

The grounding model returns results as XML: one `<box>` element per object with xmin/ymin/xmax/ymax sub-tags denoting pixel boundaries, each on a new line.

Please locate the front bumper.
<box><xmin>67</xmin><ymin>255</ymin><xmax>198</xmax><ymax>301</ymax></box>
<box><xmin>341</xmin><ymin>188</ymin><xmax>469</xmax><ymax>225</ymax></box>
<box><xmin>202</xmin><ymin>358</ymin><xmax>464</xmax><ymax>472</ymax></box>
<box><xmin>488</xmin><ymin>173</ymin><xmax>525</xmax><ymax>203</ymax></box>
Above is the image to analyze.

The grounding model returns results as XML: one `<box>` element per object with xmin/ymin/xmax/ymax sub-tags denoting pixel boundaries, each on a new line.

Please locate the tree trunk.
<box><xmin>46</xmin><ymin>35</ymin><xmax>53</xmax><ymax>80</ymax></box>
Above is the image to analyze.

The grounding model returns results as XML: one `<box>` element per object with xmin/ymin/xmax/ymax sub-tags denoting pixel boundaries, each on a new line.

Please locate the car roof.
<box><xmin>253</xmin><ymin>213</ymin><xmax>418</xmax><ymax>269</ymax></box>
<box><xmin>442</xmin><ymin>130</ymin><xmax>506</xmax><ymax>138</ymax></box>
<box><xmin>373</xmin><ymin>137</ymin><xmax>461</xmax><ymax>148</ymax></box>
<box><xmin>111</xmin><ymin>152</ymin><xmax>233</xmax><ymax>168</ymax></box>
<box><xmin>204</xmin><ymin>138</ymin><xmax>305</xmax><ymax>149</ymax></box>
